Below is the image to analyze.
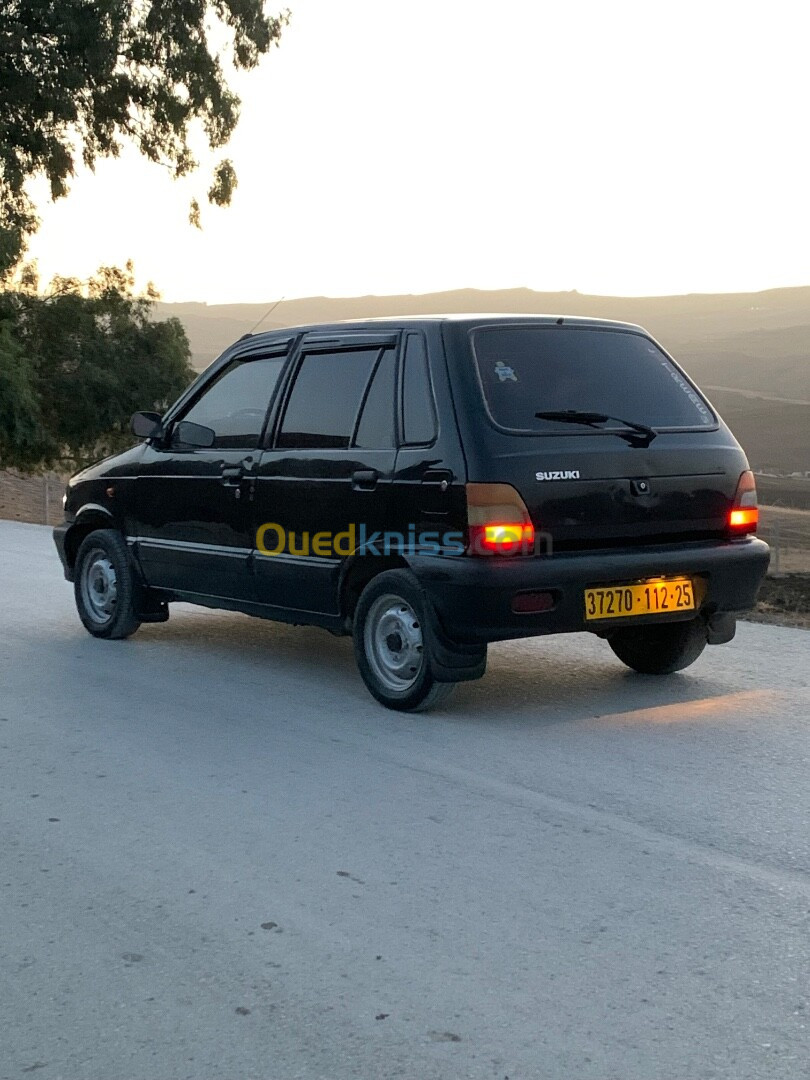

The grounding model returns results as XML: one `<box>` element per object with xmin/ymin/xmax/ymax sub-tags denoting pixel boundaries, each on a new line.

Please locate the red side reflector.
<box><xmin>511</xmin><ymin>590</ymin><xmax>556</xmax><ymax>614</ymax></box>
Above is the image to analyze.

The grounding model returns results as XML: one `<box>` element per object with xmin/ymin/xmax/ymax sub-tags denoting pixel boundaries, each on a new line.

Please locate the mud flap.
<box><xmin>134</xmin><ymin>585</ymin><xmax>170</xmax><ymax>623</ymax></box>
<box><xmin>421</xmin><ymin>602</ymin><xmax>487</xmax><ymax>683</ymax></box>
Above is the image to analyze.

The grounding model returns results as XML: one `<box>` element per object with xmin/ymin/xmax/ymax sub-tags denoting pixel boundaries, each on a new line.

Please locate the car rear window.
<box><xmin>471</xmin><ymin>325</ymin><xmax>714</xmax><ymax>433</ymax></box>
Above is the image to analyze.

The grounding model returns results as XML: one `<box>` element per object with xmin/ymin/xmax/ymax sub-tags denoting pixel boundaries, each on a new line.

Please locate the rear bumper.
<box><xmin>409</xmin><ymin>537</ymin><xmax>770</xmax><ymax>643</ymax></box>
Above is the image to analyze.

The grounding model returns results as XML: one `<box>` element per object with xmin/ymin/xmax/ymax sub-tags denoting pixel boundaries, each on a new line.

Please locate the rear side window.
<box><xmin>401</xmin><ymin>334</ymin><xmax>437</xmax><ymax>444</ymax></box>
<box><xmin>278</xmin><ymin>348</ymin><xmax>381</xmax><ymax>449</ymax></box>
<box><xmin>177</xmin><ymin>355</ymin><xmax>285</xmax><ymax>449</ymax></box>
<box><xmin>354</xmin><ymin>348</ymin><xmax>396</xmax><ymax>449</ymax></box>
<box><xmin>471</xmin><ymin>326</ymin><xmax>715</xmax><ymax>433</ymax></box>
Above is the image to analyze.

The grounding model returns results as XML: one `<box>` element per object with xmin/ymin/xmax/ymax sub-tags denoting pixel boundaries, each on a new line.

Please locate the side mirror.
<box><xmin>131</xmin><ymin>411</ymin><xmax>163</xmax><ymax>439</ymax></box>
<box><xmin>173</xmin><ymin>420</ymin><xmax>216</xmax><ymax>449</ymax></box>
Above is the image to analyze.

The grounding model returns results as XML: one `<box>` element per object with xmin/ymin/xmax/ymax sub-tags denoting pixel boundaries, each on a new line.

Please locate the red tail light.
<box><xmin>728</xmin><ymin>470</ymin><xmax>758</xmax><ymax>535</ymax></box>
<box><xmin>469</xmin><ymin>522</ymin><xmax>535</xmax><ymax>554</ymax></box>
<box><xmin>466</xmin><ymin>484</ymin><xmax>535</xmax><ymax>555</ymax></box>
<box><xmin>729</xmin><ymin>507</ymin><xmax>758</xmax><ymax>529</ymax></box>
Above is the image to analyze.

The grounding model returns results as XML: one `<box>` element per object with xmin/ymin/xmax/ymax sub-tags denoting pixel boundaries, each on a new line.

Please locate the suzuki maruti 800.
<box><xmin>54</xmin><ymin>316</ymin><xmax>770</xmax><ymax>710</ymax></box>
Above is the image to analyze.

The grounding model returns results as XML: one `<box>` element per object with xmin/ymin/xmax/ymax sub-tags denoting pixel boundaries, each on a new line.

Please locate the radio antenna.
<box><xmin>248</xmin><ymin>295</ymin><xmax>286</xmax><ymax>335</ymax></box>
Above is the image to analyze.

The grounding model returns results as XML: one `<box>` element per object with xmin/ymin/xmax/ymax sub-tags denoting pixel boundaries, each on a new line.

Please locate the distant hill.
<box><xmin>155</xmin><ymin>285</ymin><xmax>809</xmax><ymax>470</ymax></box>
<box><xmin>672</xmin><ymin>325</ymin><xmax>810</xmax><ymax>402</ymax></box>
<box><xmin>704</xmin><ymin>389</ymin><xmax>808</xmax><ymax>474</ymax></box>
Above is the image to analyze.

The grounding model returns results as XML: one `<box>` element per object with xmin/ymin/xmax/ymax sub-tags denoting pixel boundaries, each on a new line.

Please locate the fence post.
<box><xmin>44</xmin><ymin>475</ymin><xmax>50</xmax><ymax>527</ymax></box>
<box><xmin>772</xmin><ymin>521</ymin><xmax>781</xmax><ymax>575</ymax></box>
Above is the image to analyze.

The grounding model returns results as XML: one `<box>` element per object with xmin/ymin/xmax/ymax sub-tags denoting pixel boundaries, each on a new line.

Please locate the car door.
<box><xmin>388</xmin><ymin>329</ymin><xmax>467</xmax><ymax>547</ymax></box>
<box><xmin>251</xmin><ymin>333</ymin><xmax>399</xmax><ymax>615</ymax></box>
<box><xmin>132</xmin><ymin>348</ymin><xmax>289</xmax><ymax>601</ymax></box>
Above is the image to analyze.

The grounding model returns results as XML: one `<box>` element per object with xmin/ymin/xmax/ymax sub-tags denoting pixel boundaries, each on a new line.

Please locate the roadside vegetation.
<box><xmin>745</xmin><ymin>574</ymin><xmax>810</xmax><ymax>629</ymax></box>
<box><xmin>1</xmin><ymin>0</ymin><xmax>288</xmax><ymax>275</ymax></box>
<box><xmin>0</xmin><ymin>263</ymin><xmax>193</xmax><ymax>471</ymax></box>
<box><xmin>0</xmin><ymin>0</ymin><xmax>288</xmax><ymax>474</ymax></box>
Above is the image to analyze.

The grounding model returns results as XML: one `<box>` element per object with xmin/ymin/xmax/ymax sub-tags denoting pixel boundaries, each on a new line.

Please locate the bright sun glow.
<box><xmin>24</xmin><ymin>0</ymin><xmax>810</xmax><ymax>303</ymax></box>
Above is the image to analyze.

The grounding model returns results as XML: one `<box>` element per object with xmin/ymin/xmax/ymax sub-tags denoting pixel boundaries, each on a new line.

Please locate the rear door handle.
<box><xmin>352</xmin><ymin>469</ymin><xmax>378</xmax><ymax>491</ymax></box>
<box><xmin>220</xmin><ymin>466</ymin><xmax>243</xmax><ymax>487</ymax></box>
<box><xmin>421</xmin><ymin>469</ymin><xmax>453</xmax><ymax>484</ymax></box>
<box><xmin>421</xmin><ymin>469</ymin><xmax>453</xmax><ymax>491</ymax></box>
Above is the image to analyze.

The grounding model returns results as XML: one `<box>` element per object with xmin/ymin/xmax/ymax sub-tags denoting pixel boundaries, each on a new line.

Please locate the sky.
<box><xmin>25</xmin><ymin>0</ymin><xmax>810</xmax><ymax>304</ymax></box>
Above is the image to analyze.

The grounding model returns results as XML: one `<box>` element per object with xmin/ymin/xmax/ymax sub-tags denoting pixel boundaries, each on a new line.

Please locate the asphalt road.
<box><xmin>2</xmin><ymin>521</ymin><xmax>809</xmax><ymax>1080</ymax></box>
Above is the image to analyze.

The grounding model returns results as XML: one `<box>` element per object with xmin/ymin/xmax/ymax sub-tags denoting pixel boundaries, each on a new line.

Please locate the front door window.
<box><xmin>175</xmin><ymin>355</ymin><xmax>286</xmax><ymax>449</ymax></box>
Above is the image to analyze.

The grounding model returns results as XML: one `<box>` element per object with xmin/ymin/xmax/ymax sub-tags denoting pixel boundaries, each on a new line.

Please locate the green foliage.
<box><xmin>0</xmin><ymin>262</ymin><xmax>194</xmax><ymax>471</ymax></box>
<box><xmin>0</xmin><ymin>0</ymin><xmax>289</xmax><ymax>274</ymax></box>
<box><xmin>0</xmin><ymin>317</ymin><xmax>40</xmax><ymax>465</ymax></box>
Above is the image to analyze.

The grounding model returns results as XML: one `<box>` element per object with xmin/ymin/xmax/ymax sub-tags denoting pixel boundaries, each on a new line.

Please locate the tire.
<box><xmin>608</xmin><ymin>617</ymin><xmax>707</xmax><ymax>674</ymax></box>
<box><xmin>353</xmin><ymin>569</ymin><xmax>455</xmax><ymax>712</ymax></box>
<box><xmin>74</xmin><ymin>529</ymin><xmax>142</xmax><ymax>640</ymax></box>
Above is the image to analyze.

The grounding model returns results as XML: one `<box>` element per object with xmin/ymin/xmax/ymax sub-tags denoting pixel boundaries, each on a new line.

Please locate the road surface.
<box><xmin>1</xmin><ymin>521</ymin><xmax>809</xmax><ymax>1079</ymax></box>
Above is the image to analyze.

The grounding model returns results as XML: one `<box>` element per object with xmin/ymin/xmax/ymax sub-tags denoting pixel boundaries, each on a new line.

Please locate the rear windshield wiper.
<box><xmin>534</xmin><ymin>410</ymin><xmax>657</xmax><ymax>446</ymax></box>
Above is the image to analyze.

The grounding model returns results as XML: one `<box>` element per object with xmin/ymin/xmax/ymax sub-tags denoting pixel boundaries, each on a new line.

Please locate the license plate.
<box><xmin>584</xmin><ymin>577</ymin><xmax>695</xmax><ymax>621</ymax></box>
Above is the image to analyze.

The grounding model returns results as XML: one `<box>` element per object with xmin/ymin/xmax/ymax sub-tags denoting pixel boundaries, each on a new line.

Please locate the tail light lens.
<box><xmin>728</xmin><ymin>470</ymin><xmax>758</xmax><ymax>535</ymax></box>
<box><xmin>466</xmin><ymin>483</ymin><xmax>535</xmax><ymax>555</ymax></box>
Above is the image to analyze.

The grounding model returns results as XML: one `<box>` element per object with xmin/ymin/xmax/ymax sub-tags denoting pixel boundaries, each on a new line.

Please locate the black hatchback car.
<box><xmin>54</xmin><ymin>315</ymin><xmax>769</xmax><ymax>710</ymax></box>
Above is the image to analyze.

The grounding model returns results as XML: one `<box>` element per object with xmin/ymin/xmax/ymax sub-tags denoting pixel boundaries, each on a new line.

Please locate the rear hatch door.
<box><xmin>457</xmin><ymin>322</ymin><xmax>746</xmax><ymax>549</ymax></box>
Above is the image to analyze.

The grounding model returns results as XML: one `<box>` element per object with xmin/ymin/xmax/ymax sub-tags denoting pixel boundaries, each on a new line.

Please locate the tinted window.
<box><xmin>278</xmin><ymin>348</ymin><xmax>381</xmax><ymax>449</ymax></box>
<box><xmin>354</xmin><ymin>348</ymin><xmax>396</xmax><ymax>449</ymax></box>
<box><xmin>472</xmin><ymin>326</ymin><xmax>715</xmax><ymax>432</ymax></box>
<box><xmin>401</xmin><ymin>334</ymin><xmax>437</xmax><ymax>444</ymax></box>
<box><xmin>177</xmin><ymin>355</ymin><xmax>285</xmax><ymax>449</ymax></box>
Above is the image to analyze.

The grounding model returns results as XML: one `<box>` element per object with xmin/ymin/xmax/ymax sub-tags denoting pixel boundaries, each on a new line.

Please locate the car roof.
<box><xmin>247</xmin><ymin>313</ymin><xmax>647</xmax><ymax>346</ymax></box>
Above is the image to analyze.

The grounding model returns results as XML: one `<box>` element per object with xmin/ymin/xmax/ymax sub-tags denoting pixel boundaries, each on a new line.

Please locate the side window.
<box><xmin>353</xmin><ymin>348</ymin><xmax>396</xmax><ymax>449</ymax></box>
<box><xmin>277</xmin><ymin>348</ymin><xmax>381</xmax><ymax>449</ymax></box>
<box><xmin>176</xmin><ymin>355</ymin><xmax>285</xmax><ymax>449</ymax></box>
<box><xmin>401</xmin><ymin>334</ymin><xmax>437</xmax><ymax>444</ymax></box>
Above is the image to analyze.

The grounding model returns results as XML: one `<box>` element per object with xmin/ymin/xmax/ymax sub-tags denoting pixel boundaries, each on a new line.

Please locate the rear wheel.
<box><xmin>74</xmin><ymin>529</ymin><xmax>142</xmax><ymax>640</ymax></box>
<box><xmin>353</xmin><ymin>570</ymin><xmax>454</xmax><ymax>712</ymax></box>
<box><xmin>608</xmin><ymin>618</ymin><xmax>707</xmax><ymax>674</ymax></box>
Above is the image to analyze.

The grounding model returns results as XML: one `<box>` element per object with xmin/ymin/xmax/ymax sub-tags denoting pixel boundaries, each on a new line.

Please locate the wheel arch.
<box><xmin>338</xmin><ymin>554</ymin><xmax>410</xmax><ymax>625</ymax></box>
<box><xmin>63</xmin><ymin>506</ymin><xmax>120</xmax><ymax>572</ymax></box>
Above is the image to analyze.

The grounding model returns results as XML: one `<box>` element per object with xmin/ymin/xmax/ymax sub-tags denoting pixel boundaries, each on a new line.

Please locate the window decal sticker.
<box><xmin>660</xmin><ymin>361</ymin><xmax>714</xmax><ymax>424</ymax></box>
<box><xmin>494</xmin><ymin>361</ymin><xmax>518</xmax><ymax>383</ymax></box>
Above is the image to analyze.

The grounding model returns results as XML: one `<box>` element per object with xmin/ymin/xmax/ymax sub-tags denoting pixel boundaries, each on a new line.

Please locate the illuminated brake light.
<box><xmin>728</xmin><ymin>470</ymin><xmax>758</xmax><ymax>535</ymax></box>
<box><xmin>729</xmin><ymin>507</ymin><xmax>758</xmax><ymax>529</ymax></box>
<box><xmin>473</xmin><ymin>522</ymin><xmax>535</xmax><ymax>553</ymax></box>
<box><xmin>466</xmin><ymin>484</ymin><xmax>535</xmax><ymax>555</ymax></box>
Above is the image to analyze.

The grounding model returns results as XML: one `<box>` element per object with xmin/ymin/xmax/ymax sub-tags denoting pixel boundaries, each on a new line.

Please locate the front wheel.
<box><xmin>74</xmin><ymin>529</ymin><xmax>142</xmax><ymax>640</ymax></box>
<box><xmin>353</xmin><ymin>570</ymin><xmax>454</xmax><ymax>712</ymax></box>
<box><xmin>608</xmin><ymin>618</ymin><xmax>707</xmax><ymax>674</ymax></box>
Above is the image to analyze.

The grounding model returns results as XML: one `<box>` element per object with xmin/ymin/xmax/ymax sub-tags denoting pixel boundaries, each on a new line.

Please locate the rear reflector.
<box><xmin>466</xmin><ymin>484</ymin><xmax>535</xmax><ymax>555</ymax></box>
<box><xmin>511</xmin><ymin>590</ymin><xmax>556</xmax><ymax>614</ymax></box>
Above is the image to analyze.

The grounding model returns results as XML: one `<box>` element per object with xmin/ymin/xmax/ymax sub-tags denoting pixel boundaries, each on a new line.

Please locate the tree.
<box><xmin>0</xmin><ymin>262</ymin><xmax>195</xmax><ymax>470</ymax></box>
<box><xmin>0</xmin><ymin>316</ymin><xmax>40</xmax><ymax>465</ymax></box>
<box><xmin>0</xmin><ymin>0</ymin><xmax>289</xmax><ymax>274</ymax></box>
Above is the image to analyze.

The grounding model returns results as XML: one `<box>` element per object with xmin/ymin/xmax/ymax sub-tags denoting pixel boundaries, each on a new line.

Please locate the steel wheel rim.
<box><xmin>80</xmin><ymin>548</ymin><xmax>118</xmax><ymax>624</ymax></box>
<box><xmin>364</xmin><ymin>593</ymin><xmax>425</xmax><ymax>693</ymax></box>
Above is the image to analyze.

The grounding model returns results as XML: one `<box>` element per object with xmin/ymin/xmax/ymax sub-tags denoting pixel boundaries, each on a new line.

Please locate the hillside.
<box><xmin>676</xmin><ymin>325</ymin><xmax>810</xmax><ymax>401</ymax></box>
<box><xmin>705</xmin><ymin>390</ymin><xmax>808</xmax><ymax>474</ymax></box>
<box><xmin>155</xmin><ymin>285</ymin><xmax>809</xmax><ymax>472</ymax></box>
<box><xmin>157</xmin><ymin>284</ymin><xmax>810</xmax><ymax>385</ymax></box>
